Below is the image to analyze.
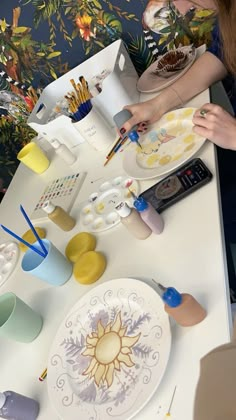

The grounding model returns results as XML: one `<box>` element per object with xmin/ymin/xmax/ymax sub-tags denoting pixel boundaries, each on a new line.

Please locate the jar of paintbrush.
<box><xmin>65</xmin><ymin>76</ymin><xmax>116</xmax><ymax>151</ymax></box>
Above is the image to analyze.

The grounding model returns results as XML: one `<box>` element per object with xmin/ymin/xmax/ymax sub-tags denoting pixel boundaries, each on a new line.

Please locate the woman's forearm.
<box><xmin>155</xmin><ymin>52</ymin><xmax>228</xmax><ymax>114</ymax></box>
<box><xmin>122</xmin><ymin>52</ymin><xmax>228</xmax><ymax>132</ymax></box>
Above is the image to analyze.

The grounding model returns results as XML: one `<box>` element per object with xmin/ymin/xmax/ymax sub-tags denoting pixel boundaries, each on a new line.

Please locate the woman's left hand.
<box><xmin>192</xmin><ymin>103</ymin><xmax>236</xmax><ymax>150</ymax></box>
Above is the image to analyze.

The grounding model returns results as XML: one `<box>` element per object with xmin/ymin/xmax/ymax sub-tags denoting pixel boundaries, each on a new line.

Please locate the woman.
<box><xmin>123</xmin><ymin>0</ymin><xmax>236</xmax><ymax>303</ymax></box>
<box><xmin>122</xmin><ymin>1</ymin><xmax>236</xmax><ymax>148</ymax></box>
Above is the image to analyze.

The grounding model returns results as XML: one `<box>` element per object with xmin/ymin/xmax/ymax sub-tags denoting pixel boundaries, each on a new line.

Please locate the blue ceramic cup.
<box><xmin>21</xmin><ymin>239</ymin><xmax>73</xmax><ymax>286</ymax></box>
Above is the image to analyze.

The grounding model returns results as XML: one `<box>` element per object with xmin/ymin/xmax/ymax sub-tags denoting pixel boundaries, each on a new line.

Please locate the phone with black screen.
<box><xmin>139</xmin><ymin>158</ymin><xmax>212</xmax><ymax>213</ymax></box>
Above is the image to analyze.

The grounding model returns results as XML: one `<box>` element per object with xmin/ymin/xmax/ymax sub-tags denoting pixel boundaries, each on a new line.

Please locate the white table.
<box><xmin>0</xmin><ymin>86</ymin><xmax>232</xmax><ymax>420</ymax></box>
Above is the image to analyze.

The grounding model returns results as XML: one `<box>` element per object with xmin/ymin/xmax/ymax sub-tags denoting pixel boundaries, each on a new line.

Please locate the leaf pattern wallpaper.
<box><xmin>0</xmin><ymin>1</ymin><xmax>216</xmax><ymax>191</ymax></box>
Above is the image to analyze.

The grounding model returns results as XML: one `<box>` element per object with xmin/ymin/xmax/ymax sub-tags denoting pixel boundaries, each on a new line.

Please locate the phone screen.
<box><xmin>141</xmin><ymin>175</ymin><xmax>185</xmax><ymax>212</ymax></box>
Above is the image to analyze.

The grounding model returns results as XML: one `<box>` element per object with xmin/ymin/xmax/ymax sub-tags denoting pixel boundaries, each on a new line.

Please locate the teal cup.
<box><xmin>0</xmin><ymin>292</ymin><xmax>43</xmax><ymax>342</ymax></box>
<box><xmin>21</xmin><ymin>239</ymin><xmax>73</xmax><ymax>286</ymax></box>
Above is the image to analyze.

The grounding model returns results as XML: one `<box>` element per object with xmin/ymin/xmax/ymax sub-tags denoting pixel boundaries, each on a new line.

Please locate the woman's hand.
<box><xmin>120</xmin><ymin>96</ymin><xmax>165</xmax><ymax>135</ymax></box>
<box><xmin>193</xmin><ymin>103</ymin><xmax>236</xmax><ymax>150</ymax></box>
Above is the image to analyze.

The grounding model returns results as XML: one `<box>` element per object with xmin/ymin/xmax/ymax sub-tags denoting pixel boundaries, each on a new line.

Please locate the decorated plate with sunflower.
<box><xmin>123</xmin><ymin>108</ymin><xmax>207</xmax><ymax>180</ymax></box>
<box><xmin>47</xmin><ymin>278</ymin><xmax>171</xmax><ymax>420</ymax></box>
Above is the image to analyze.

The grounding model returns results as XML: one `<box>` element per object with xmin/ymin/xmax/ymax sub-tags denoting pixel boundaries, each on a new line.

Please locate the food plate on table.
<box><xmin>123</xmin><ymin>108</ymin><xmax>206</xmax><ymax>180</ymax></box>
<box><xmin>137</xmin><ymin>46</ymin><xmax>197</xmax><ymax>93</ymax></box>
<box><xmin>47</xmin><ymin>278</ymin><xmax>171</xmax><ymax>420</ymax></box>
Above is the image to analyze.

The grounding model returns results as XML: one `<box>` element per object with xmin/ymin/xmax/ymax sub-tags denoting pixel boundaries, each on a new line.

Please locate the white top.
<box><xmin>50</xmin><ymin>139</ymin><xmax>61</xmax><ymax>149</ymax></box>
<box><xmin>42</xmin><ymin>200</ymin><xmax>55</xmax><ymax>214</ymax></box>
<box><xmin>0</xmin><ymin>393</ymin><xmax>6</xmax><ymax>409</ymax></box>
<box><xmin>115</xmin><ymin>201</ymin><xmax>132</xmax><ymax>217</ymax></box>
<box><xmin>0</xmin><ymin>83</ymin><xmax>232</xmax><ymax>420</ymax></box>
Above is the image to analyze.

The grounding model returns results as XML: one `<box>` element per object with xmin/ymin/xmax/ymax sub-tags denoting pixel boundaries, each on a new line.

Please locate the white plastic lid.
<box><xmin>42</xmin><ymin>200</ymin><xmax>56</xmax><ymax>214</ymax></box>
<box><xmin>115</xmin><ymin>202</ymin><xmax>131</xmax><ymax>217</ymax></box>
<box><xmin>51</xmin><ymin>139</ymin><xmax>61</xmax><ymax>149</ymax></box>
<box><xmin>0</xmin><ymin>393</ymin><xmax>6</xmax><ymax>409</ymax></box>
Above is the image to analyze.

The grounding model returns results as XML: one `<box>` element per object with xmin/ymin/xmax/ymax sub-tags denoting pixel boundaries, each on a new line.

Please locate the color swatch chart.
<box><xmin>31</xmin><ymin>172</ymin><xmax>86</xmax><ymax>221</ymax></box>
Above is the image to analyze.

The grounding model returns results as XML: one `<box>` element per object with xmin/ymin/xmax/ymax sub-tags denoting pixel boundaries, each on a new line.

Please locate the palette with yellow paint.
<box><xmin>78</xmin><ymin>176</ymin><xmax>139</xmax><ymax>232</ymax></box>
<box><xmin>123</xmin><ymin>108</ymin><xmax>206</xmax><ymax>180</ymax></box>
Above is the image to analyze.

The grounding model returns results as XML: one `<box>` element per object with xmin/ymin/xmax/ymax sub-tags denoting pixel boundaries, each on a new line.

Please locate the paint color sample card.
<box><xmin>31</xmin><ymin>172</ymin><xmax>86</xmax><ymax>221</ymax></box>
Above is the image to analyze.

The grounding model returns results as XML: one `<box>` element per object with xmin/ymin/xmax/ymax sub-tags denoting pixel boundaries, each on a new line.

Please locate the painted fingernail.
<box><xmin>120</xmin><ymin>127</ymin><xmax>126</xmax><ymax>135</ymax></box>
<box><xmin>138</xmin><ymin>127</ymin><xmax>148</xmax><ymax>133</ymax></box>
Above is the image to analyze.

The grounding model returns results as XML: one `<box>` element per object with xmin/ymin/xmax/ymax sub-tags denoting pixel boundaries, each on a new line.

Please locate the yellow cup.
<box><xmin>17</xmin><ymin>142</ymin><xmax>50</xmax><ymax>174</ymax></box>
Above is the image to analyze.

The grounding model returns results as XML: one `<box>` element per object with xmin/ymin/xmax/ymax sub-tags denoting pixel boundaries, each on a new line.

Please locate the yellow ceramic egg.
<box><xmin>73</xmin><ymin>251</ymin><xmax>106</xmax><ymax>284</ymax></box>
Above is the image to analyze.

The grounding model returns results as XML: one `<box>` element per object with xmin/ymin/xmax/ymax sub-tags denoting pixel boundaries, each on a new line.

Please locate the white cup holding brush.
<box><xmin>72</xmin><ymin>106</ymin><xmax>115</xmax><ymax>152</ymax></box>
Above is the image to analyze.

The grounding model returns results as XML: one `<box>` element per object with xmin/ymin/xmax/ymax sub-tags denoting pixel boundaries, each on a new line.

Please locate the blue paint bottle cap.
<box><xmin>133</xmin><ymin>197</ymin><xmax>148</xmax><ymax>212</ymax></box>
<box><xmin>158</xmin><ymin>284</ymin><xmax>182</xmax><ymax>307</ymax></box>
<box><xmin>128</xmin><ymin>130</ymin><xmax>140</xmax><ymax>143</ymax></box>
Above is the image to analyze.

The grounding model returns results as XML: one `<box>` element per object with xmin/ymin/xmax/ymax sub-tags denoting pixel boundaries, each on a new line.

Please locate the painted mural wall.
<box><xmin>0</xmin><ymin>1</ymin><xmax>217</xmax><ymax>190</ymax></box>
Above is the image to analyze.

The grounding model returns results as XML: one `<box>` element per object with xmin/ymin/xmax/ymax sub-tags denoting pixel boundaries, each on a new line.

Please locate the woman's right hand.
<box><xmin>120</xmin><ymin>96</ymin><xmax>165</xmax><ymax>134</ymax></box>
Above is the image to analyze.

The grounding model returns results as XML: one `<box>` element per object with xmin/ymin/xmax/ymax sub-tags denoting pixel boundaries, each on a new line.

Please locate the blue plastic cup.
<box><xmin>21</xmin><ymin>239</ymin><xmax>73</xmax><ymax>286</ymax></box>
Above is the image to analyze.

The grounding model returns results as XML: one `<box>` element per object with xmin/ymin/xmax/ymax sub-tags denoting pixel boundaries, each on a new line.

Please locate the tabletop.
<box><xmin>0</xmin><ymin>86</ymin><xmax>232</xmax><ymax>420</ymax></box>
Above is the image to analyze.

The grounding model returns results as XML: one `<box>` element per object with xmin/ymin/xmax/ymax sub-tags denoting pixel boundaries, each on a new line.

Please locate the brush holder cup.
<box><xmin>72</xmin><ymin>107</ymin><xmax>115</xmax><ymax>152</ymax></box>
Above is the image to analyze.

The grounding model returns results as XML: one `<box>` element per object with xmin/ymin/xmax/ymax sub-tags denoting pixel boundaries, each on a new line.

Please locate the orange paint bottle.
<box><xmin>158</xmin><ymin>283</ymin><xmax>206</xmax><ymax>327</ymax></box>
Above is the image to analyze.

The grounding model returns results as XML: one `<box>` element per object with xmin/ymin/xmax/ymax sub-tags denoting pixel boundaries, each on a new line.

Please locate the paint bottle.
<box><xmin>115</xmin><ymin>201</ymin><xmax>151</xmax><ymax>239</ymax></box>
<box><xmin>113</xmin><ymin>110</ymin><xmax>142</xmax><ymax>148</ymax></box>
<box><xmin>42</xmin><ymin>200</ymin><xmax>76</xmax><ymax>231</ymax></box>
<box><xmin>158</xmin><ymin>283</ymin><xmax>207</xmax><ymax>326</ymax></box>
<box><xmin>51</xmin><ymin>139</ymin><xmax>77</xmax><ymax>165</ymax></box>
<box><xmin>0</xmin><ymin>390</ymin><xmax>39</xmax><ymax>420</ymax></box>
<box><xmin>133</xmin><ymin>196</ymin><xmax>164</xmax><ymax>234</ymax></box>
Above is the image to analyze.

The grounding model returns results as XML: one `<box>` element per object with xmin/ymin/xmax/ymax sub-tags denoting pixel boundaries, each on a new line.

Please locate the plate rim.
<box><xmin>137</xmin><ymin>48</ymin><xmax>197</xmax><ymax>93</ymax></box>
<box><xmin>47</xmin><ymin>277</ymin><xmax>172</xmax><ymax>420</ymax></box>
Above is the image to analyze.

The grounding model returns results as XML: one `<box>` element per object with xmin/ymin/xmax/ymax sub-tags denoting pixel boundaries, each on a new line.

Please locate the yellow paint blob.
<box><xmin>96</xmin><ymin>202</ymin><xmax>105</xmax><ymax>213</ymax></box>
<box><xmin>172</xmin><ymin>153</ymin><xmax>183</xmax><ymax>161</ymax></box>
<box><xmin>146</xmin><ymin>154</ymin><xmax>160</xmax><ymax>166</ymax></box>
<box><xmin>159</xmin><ymin>155</ymin><xmax>171</xmax><ymax>165</ymax></box>
<box><xmin>183</xmin><ymin>134</ymin><xmax>194</xmax><ymax>144</ymax></box>
<box><xmin>184</xmin><ymin>143</ymin><xmax>195</xmax><ymax>152</ymax></box>
<box><xmin>182</xmin><ymin>108</ymin><xmax>194</xmax><ymax>117</ymax></box>
<box><xmin>83</xmin><ymin>207</ymin><xmax>91</xmax><ymax>214</ymax></box>
<box><xmin>94</xmin><ymin>221</ymin><xmax>103</xmax><ymax>229</ymax></box>
<box><xmin>165</xmin><ymin>113</ymin><xmax>175</xmax><ymax>121</ymax></box>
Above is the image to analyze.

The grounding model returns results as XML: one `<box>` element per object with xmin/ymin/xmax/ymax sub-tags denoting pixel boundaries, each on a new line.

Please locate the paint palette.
<box><xmin>78</xmin><ymin>176</ymin><xmax>139</xmax><ymax>232</ymax></box>
<box><xmin>123</xmin><ymin>108</ymin><xmax>206</xmax><ymax>180</ymax></box>
<box><xmin>31</xmin><ymin>172</ymin><xmax>86</xmax><ymax>221</ymax></box>
<box><xmin>0</xmin><ymin>242</ymin><xmax>19</xmax><ymax>287</ymax></box>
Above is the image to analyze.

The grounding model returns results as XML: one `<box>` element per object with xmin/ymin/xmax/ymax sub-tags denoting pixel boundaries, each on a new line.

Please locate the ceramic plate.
<box><xmin>48</xmin><ymin>278</ymin><xmax>171</xmax><ymax>420</ymax></box>
<box><xmin>0</xmin><ymin>242</ymin><xmax>19</xmax><ymax>287</ymax></box>
<box><xmin>123</xmin><ymin>108</ymin><xmax>206</xmax><ymax>180</ymax></box>
<box><xmin>137</xmin><ymin>46</ymin><xmax>197</xmax><ymax>93</ymax></box>
<box><xmin>78</xmin><ymin>176</ymin><xmax>139</xmax><ymax>232</ymax></box>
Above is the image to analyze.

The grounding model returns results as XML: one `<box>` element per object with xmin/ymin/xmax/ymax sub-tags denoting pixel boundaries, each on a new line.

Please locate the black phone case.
<box><xmin>140</xmin><ymin>158</ymin><xmax>213</xmax><ymax>213</ymax></box>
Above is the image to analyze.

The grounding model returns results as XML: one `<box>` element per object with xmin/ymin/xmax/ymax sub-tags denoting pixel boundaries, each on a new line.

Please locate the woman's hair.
<box><xmin>215</xmin><ymin>0</ymin><xmax>236</xmax><ymax>74</ymax></box>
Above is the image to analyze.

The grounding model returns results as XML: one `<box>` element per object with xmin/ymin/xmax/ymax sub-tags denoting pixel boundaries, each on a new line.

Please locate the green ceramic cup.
<box><xmin>0</xmin><ymin>292</ymin><xmax>43</xmax><ymax>343</ymax></box>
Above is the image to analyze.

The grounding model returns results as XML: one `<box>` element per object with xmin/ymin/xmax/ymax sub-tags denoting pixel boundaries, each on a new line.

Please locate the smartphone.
<box><xmin>139</xmin><ymin>158</ymin><xmax>213</xmax><ymax>213</ymax></box>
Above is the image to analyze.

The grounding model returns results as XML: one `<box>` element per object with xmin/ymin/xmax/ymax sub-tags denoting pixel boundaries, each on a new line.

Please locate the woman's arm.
<box><xmin>122</xmin><ymin>52</ymin><xmax>227</xmax><ymax>133</ymax></box>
